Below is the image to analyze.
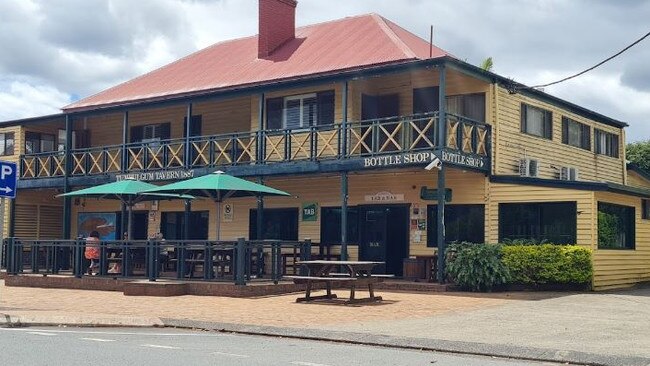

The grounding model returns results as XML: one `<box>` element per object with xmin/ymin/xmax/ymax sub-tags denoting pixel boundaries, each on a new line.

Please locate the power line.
<box><xmin>518</xmin><ymin>30</ymin><xmax>650</xmax><ymax>90</ymax></box>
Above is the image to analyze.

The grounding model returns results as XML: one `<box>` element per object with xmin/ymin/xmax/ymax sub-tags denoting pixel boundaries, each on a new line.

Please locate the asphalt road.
<box><xmin>0</xmin><ymin>327</ymin><xmax>566</xmax><ymax>366</ymax></box>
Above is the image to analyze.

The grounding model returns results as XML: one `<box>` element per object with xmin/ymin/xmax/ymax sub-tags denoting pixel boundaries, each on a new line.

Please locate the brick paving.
<box><xmin>0</xmin><ymin>280</ymin><xmax>550</xmax><ymax>328</ymax></box>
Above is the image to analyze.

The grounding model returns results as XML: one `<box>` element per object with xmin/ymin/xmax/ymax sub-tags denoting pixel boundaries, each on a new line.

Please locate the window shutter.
<box><xmin>130</xmin><ymin>126</ymin><xmax>144</xmax><ymax>143</ymax></box>
<box><xmin>316</xmin><ymin>90</ymin><xmax>335</xmax><ymax>126</ymax></box>
<box><xmin>520</xmin><ymin>104</ymin><xmax>527</xmax><ymax>133</ymax></box>
<box><xmin>561</xmin><ymin>117</ymin><xmax>569</xmax><ymax>144</ymax></box>
<box><xmin>266</xmin><ymin>97</ymin><xmax>283</xmax><ymax>129</ymax></box>
<box><xmin>543</xmin><ymin>111</ymin><xmax>553</xmax><ymax>139</ymax></box>
<box><xmin>160</xmin><ymin>123</ymin><xmax>171</xmax><ymax>140</ymax></box>
<box><xmin>643</xmin><ymin>200</ymin><xmax>648</xmax><ymax>220</ymax></box>
<box><xmin>412</xmin><ymin>87</ymin><xmax>440</xmax><ymax>114</ymax></box>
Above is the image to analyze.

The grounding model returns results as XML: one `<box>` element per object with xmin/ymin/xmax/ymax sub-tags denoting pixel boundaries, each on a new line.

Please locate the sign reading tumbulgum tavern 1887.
<box><xmin>116</xmin><ymin>169</ymin><xmax>195</xmax><ymax>182</ymax></box>
<box><xmin>362</xmin><ymin>151</ymin><xmax>487</xmax><ymax>170</ymax></box>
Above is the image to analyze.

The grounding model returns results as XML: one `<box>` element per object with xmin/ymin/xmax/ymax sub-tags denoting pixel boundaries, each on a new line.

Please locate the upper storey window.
<box><xmin>266</xmin><ymin>90</ymin><xmax>335</xmax><ymax>130</ymax></box>
<box><xmin>25</xmin><ymin>132</ymin><xmax>55</xmax><ymax>154</ymax></box>
<box><xmin>0</xmin><ymin>133</ymin><xmax>14</xmax><ymax>156</ymax></box>
<box><xmin>594</xmin><ymin>129</ymin><xmax>619</xmax><ymax>158</ymax></box>
<box><xmin>412</xmin><ymin>87</ymin><xmax>486</xmax><ymax>122</ymax></box>
<box><xmin>130</xmin><ymin>123</ymin><xmax>171</xmax><ymax>143</ymax></box>
<box><xmin>521</xmin><ymin>103</ymin><xmax>552</xmax><ymax>139</ymax></box>
<box><xmin>561</xmin><ymin>117</ymin><xmax>590</xmax><ymax>150</ymax></box>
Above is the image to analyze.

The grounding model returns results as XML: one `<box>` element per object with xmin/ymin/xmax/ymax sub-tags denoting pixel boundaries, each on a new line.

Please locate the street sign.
<box><xmin>420</xmin><ymin>187</ymin><xmax>452</xmax><ymax>202</ymax></box>
<box><xmin>0</xmin><ymin>160</ymin><xmax>17</xmax><ymax>199</ymax></box>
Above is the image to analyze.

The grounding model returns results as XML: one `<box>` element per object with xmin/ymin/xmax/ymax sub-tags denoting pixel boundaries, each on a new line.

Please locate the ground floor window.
<box><xmin>160</xmin><ymin>211</ymin><xmax>209</xmax><ymax>240</ymax></box>
<box><xmin>320</xmin><ymin>206</ymin><xmax>359</xmax><ymax>244</ymax></box>
<box><xmin>427</xmin><ymin>204</ymin><xmax>485</xmax><ymax>246</ymax></box>
<box><xmin>598</xmin><ymin>202</ymin><xmax>635</xmax><ymax>249</ymax></box>
<box><xmin>499</xmin><ymin>202</ymin><xmax>576</xmax><ymax>244</ymax></box>
<box><xmin>249</xmin><ymin>208</ymin><xmax>299</xmax><ymax>240</ymax></box>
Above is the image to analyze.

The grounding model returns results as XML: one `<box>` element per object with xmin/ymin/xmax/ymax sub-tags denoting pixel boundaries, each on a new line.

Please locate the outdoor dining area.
<box><xmin>3</xmin><ymin>171</ymin><xmax>387</xmax><ymax>303</ymax></box>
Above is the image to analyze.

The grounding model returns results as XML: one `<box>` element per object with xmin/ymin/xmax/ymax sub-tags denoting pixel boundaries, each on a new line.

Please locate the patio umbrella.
<box><xmin>58</xmin><ymin>178</ymin><xmax>192</xmax><ymax>239</ymax></box>
<box><xmin>144</xmin><ymin>170</ymin><xmax>291</xmax><ymax>240</ymax></box>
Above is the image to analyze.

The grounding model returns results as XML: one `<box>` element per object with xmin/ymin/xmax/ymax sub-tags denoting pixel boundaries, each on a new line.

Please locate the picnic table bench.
<box><xmin>286</xmin><ymin>260</ymin><xmax>389</xmax><ymax>304</ymax></box>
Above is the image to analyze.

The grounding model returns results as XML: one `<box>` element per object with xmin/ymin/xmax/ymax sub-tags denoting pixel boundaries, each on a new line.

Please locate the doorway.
<box><xmin>358</xmin><ymin>204</ymin><xmax>409</xmax><ymax>275</ymax></box>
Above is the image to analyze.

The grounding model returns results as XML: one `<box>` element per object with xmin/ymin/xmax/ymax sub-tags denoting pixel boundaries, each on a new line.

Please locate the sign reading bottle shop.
<box><xmin>362</xmin><ymin>150</ymin><xmax>487</xmax><ymax>171</ymax></box>
<box><xmin>116</xmin><ymin>169</ymin><xmax>195</xmax><ymax>182</ymax></box>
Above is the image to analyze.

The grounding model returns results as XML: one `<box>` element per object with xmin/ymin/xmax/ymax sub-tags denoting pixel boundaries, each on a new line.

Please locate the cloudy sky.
<box><xmin>1</xmin><ymin>0</ymin><xmax>648</xmax><ymax>140</ymax></box>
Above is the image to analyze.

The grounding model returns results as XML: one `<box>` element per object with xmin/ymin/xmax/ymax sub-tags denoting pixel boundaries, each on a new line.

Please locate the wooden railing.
<box><xmin>2</xmin><ymin>237</ymin><xmax>313</xmax><ymax>285</ymax></box>
<box><xmin>19</xmin><ymin>113</ymin><xmax>491</xmax><ymax>178</ymax></box>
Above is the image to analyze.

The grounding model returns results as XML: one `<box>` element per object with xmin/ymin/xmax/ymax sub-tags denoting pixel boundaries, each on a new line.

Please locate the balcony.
<box><xmin>19</xmin><ymin>113</ymin><xmax>490</xmax><ymax>180</ymax></box>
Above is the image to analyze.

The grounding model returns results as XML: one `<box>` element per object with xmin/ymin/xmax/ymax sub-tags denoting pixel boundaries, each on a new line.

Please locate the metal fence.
<box><xmin>2</xmin><ymin>238</ymin><xmax>312</xmax><ymax>285</ymax></box>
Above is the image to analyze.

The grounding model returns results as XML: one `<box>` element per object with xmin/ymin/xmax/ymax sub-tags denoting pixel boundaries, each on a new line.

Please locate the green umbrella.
<box><xmin>144</xmin><ymin>170</ymin><xmax>291</xmax><ymax>240</ymax></box>
<box><xmin>58</xmin><ymin>178</ymin><xmax>192</xmax><ymax>239</ymax></box>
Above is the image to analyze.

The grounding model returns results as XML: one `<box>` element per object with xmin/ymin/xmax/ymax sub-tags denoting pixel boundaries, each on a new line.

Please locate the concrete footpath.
<box><xmin>1</xmin><ymin>280</ymin><xmax>649</xmax><ymax>366</ymax></box>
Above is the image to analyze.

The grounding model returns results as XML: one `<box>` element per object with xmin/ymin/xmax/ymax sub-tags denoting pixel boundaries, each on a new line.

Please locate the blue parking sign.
<box><xmin>0</xmin><ymin>161</ymin><xmax>17</xmax><ymax>199</ymax></box>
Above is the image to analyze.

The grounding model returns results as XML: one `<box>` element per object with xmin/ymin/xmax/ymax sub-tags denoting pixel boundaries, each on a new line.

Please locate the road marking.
<box><xmin>290</xmin><ymin>362</ymin><xmax>333</xmax><ymax>366</ymax></box>
<box><xmin>211</xmin><ymin>351</ymin><xmax>249</xmax><ymax>358</ymax></box>
<box><xmin>141</xmin><ymin>344</ymin><xmax>181</xmax><ymax>350</ymax></box>
<box><xmin>27</xmin><ymin>332</ymin><xmax>57</xmax><ymax>337</ymax></box>
<box><xmin>81</xmin><ymin>338</ymin><xmax>116</xmax><ymax>342</ymax></box>
<box><xmin>0</xmin><ymin>328</ymin><xmax>229</xmax><ymax>338</ymax></box>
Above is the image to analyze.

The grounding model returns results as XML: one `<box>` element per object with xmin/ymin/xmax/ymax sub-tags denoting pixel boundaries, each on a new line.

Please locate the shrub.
<box><xmin>501</xmin><ymin>238</ymin><xmax>549</xmax><ymax>246</ymax></box>
<box><xmin>445</xmin><ymin>242</ymin><xmax>510</xmax><ymax>292</ymax></box>
<box><xmin>501</xmin><ymin>244</ymin><xmax>592</xmax><ymax>285</ymax></box>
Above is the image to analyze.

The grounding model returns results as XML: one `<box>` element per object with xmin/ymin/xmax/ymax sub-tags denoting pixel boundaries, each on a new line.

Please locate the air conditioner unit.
<box><xmin>559</xmin><ymin>166</ymin><xmax>579</xmax><ymax>181</ymax></box>
<box><xmin>519</xmin><ymin>158</ymin><xmax>539</xmax><ymax>177</ymax></box>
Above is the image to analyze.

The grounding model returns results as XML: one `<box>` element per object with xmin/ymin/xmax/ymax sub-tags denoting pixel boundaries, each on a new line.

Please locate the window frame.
<box><xmin>320</xmin><ymin>206</ymin><xmax>359</xmax><ymax>245</ymax></box>
<box><xmin>521</xmin><ymin>103</ymin><xmax>553</xmax><ymax>140</ymax></box>
<box><xmin>249</xmin><ymin>208</ymin><xmax>299</xmax><ymax>241</ymax></box>
<box><xmin>411</xmin><ymin>88</ymin><xmax>486</xmax><ymax>123</ymax></box>
<box><xmin>498</xmin><ymin>201</ymin><xmax>577</xmax><ymax>244</ymax></box>
<box><xmin>598</xmin><ymin>202</ymin><xmax>635</xmax><ymax>250</ymax></box>
<box><xmin>24</xmin><ymin>132</ymin><xmax>56</xmax><ymax>154</ymax></box>
<box><xmin>427</xmin><ymin>204</ymin><xmax>485</xmax><ymax>247</ymax></box>
<box><xmin>561</xmin><ymin>117</ymin><xmax>590</xmax><ymax>150</ymax></box>
<box><xmin>594</xmin><ymin>129</ymin><xmax>619</xmax><ymax>158</ymax></box>
<box><xmin>642</xmin><ymin>199</ymin><xmax>650</xmax><ymax>220</ymax></box>
<box><xmin>283</xmin><ymin>93</ymin><xmax>317</xmax><ymax>130</ymax></box>
<box><xmin>57</xmin><ymin>129</ymin><xmax>77</xmax><ymax>151</ymax></box>
<box><xmin>0</xmin><ymin>132</ymin><xmax>15</xmax><ymax>156</ymax></box>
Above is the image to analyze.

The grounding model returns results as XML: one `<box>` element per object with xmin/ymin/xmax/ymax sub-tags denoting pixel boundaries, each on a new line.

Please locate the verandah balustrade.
<box><xmin>2</xmin><ymin>238</ymin><xmax>313</xmax><ymax>285</ymax></box>
<box><xmin>19</xmin><ymin>112</ymin><xmax>491</xmax><ymax>179</ymax></box>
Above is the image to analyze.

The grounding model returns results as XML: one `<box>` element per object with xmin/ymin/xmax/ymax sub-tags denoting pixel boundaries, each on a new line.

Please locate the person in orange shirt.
<box><xmin>84</xmin><ymin>231</ymin><xmax>101</xmax><ymax>275</ymax></box>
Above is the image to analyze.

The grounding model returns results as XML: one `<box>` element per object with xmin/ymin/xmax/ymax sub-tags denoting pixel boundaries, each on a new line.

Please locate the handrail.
<box><xmin>2</xmin><ymin>238</ymin><xmax>312</xmax><ymax>285</ymax></box>
<box><xmin>18</xmin><ymin>112</ymin><xmax>491</xmax><ymax>178</ymax></box>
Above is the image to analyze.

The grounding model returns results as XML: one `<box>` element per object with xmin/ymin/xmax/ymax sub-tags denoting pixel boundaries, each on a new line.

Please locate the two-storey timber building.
<box><xmin>2</xmin><ymin>0</ymin><xmax>649</xmax><ymax>290</ymax></box>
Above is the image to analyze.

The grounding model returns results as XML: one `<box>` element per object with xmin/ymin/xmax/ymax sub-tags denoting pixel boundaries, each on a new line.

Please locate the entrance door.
<box><xmin>358</xmin><ymin>205</ymin><xmax>409</xmax><ymax>275</ymax></box>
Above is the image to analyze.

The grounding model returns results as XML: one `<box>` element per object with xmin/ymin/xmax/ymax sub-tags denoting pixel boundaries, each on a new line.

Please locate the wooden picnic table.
<box><xmin>287</xmin><ymin>260</ymin><xmax>387</xmax><ymax>304</ymax></box>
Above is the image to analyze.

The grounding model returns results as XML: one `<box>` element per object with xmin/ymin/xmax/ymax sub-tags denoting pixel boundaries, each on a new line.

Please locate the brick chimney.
<box><xmin>258</xmin><ymin>0</ymin><xmax>297</xmax><ymax>58</ymax></box>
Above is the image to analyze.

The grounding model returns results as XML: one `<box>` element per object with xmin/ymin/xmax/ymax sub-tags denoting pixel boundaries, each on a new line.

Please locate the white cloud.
<box><xmin>0</xmin><ymin>0</ymin><xmax>647</xmax><ymax>141</ymax></box>
<box><xmin>0</xmin><ymin>81</ymin><xmax>70</xmax><ymax>120</ymax></box>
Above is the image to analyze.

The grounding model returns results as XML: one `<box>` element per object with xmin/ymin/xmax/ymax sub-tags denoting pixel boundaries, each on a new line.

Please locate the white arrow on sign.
<box><xmin>0</xmin><ymin>187</ymin><xmax>13</xmax><ymax>194</ymax></box>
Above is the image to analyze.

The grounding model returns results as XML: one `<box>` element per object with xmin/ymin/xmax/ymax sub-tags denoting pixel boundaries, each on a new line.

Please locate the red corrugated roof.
<box><xmin>64</xmin><ymin>14</ymin><xmax>449</xmax><ymax>111</ymax></box>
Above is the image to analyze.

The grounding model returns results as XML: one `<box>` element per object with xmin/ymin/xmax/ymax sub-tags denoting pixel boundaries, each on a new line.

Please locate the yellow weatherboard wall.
<box><xmin>593</xmin><ymin>192</ymin><xmax>650</xmax><ymax>290</ymax></box>
<box><xmin>494</xmin><ymin>85</ymin><xmax>624</xmax><ymax>183</ymax></box>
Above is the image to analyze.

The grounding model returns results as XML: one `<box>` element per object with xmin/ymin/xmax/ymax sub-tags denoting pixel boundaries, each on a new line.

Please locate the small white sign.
<box><xmin>223</xmin><ymin>203</ymin><xmax>234</xmax><ymax>222</ymax></box>
<box><xmin>364</xmin><ymin>191</ymin><xmax>404</xmax><ymax>202</ymax></box>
